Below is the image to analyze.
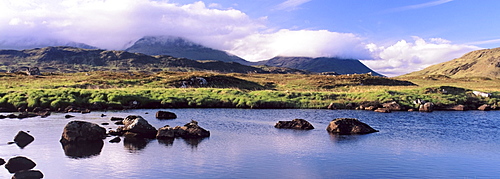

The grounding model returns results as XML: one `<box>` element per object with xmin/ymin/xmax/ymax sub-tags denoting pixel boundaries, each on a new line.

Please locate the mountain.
<box><xmin>402</xmin><ymin>47</ymin><xmax>500</xmax><ymax>78</ymax></box>
<box><xmin>0</xmin><ymin>37</ymin><xmax>98</xmax><ymax>50</ymax></box>
<box><xmin>125</xmin><ymin>36</ymin><xmax>251</xmax><ymax>65</ymax></box>
<box><xmin>256</xmin><ymin>56</ymin><xmax>383</xmax><ymax>76</ymax></box>
<box><xmin>0</xmin><ymin>46</ymin><xmax>305</xmax><ymax>74</ymax></box>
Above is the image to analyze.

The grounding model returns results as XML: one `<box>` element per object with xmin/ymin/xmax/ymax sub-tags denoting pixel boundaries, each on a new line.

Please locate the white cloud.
<box><xmin>228</xmin><ymin>29</ymin><xmax>371</xmax><ymax>61</ymax></box>
<box><xmin>385</xmin><ymin>0</ymin><xmax>454</xmax><ymax>13</ymax></box>
<box><xmin>275</xmin><ymin>0</ymin><xmax>312</xmax><ymax>11</ymax></box>
<box><xmin>0</xmin><ymin>0</ymin><xmax>263</xmax><ymax>50</ymax></box>
<box><xmin>361</xmin><ymin>37</ymin><xmax>480</xmax><ymax>77</ymax></box>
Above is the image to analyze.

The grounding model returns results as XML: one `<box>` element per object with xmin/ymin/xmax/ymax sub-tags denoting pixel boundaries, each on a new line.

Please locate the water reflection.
<box><xmin>62</xmin><ymin>141</ymin><xmax>104</xmax><ymax>159</ymax></box>
<box><xmin>123</xmin><ymin>137</ymin><xmax>152</xmax><ymax>152</ymax></box>
<box><xmin>182</xmin><ymin>137</ymin><xmax>207</xmax><ymax>148</ymax></box>
<box><xmin>328</xmin><ymin>133</ymin><xmax>364</xmax><ymax>143</ymax></box>
<box><xmin>158</xmin><ymin>138</ymin><xmax>174</xmax><ymax>147</ymax></box>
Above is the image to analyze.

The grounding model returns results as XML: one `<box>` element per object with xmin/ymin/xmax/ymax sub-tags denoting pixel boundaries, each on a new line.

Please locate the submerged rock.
<box><xmin>60</xmin><ymin>121</ymin><xmax>106</xmax><ymax>144</ymax></box>
<box><xmin>274</xmin><ymin>119</ymin><xmax>314</xmax><ymax>130</ymax></box>
<box><xmin>326</xmin><ymin>118</ymin><xmax>378</xmax><ymax>135</ymax></box>
<box><xmin>5</xmin><ymin>156</ymin><xmax>36</xmax><ymax>173</ymax></box>
<box><xmin>156</xmin><ymin>111</ymin><xmax>177</xmax><ymax>120</ymax></box>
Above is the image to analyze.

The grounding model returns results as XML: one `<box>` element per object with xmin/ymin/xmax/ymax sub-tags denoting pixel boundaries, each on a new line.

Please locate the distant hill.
<box><xmin>125</xmin><ymin>36</ymin><xmax>251</xmax><ymax>65</ymax></box>
<box><xmin>0</xmin><ymin>46</ymin><xmax>305</xmax><ymax>74</ymax></box>
<box><xmin>402</xmin><ymin>47</ymin><xmax>500</xmax><ymax>78</ymax></box>
<box><xmin>256</xmin><ymin>56</ymin><xmax>383</xmax><ymax>76</ymax></box>
<box><xmin>0</xmin><ymin>37</ymin><xmax>98</xmax><ymax>50</ymax></box>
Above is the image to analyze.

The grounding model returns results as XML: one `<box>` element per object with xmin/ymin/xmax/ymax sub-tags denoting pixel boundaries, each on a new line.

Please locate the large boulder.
<box><xmin>382</xmin><ymin>101</ymin><xmax>403</xmax><ymax>111</ymax></box>
<box><xmin>4</xmin><ymin>156</ymin><xmax>36</xmax><ymax>173</ymax></box>
<box><xmin>13</xmin><ymin>131</ymin><xmax>35</xmax><ymax>148</ymax></box>
<box><xmin>326</xmin><ymin>118</ymin><xmax>378</xmax><ymax>135</ymax></box>
<box><xmin>60</xmin><ymin>121</ymin><xmax>107</xmax><ymax>144</ymax></box>
<box><xmin>156</xmin><ymin>120</ymin><xmax>210</xmax><ymax>139</ymax></box>
<box><xmin>119</xmin><ymin>115</ymin><xmax>157</xmax><ymax>139</ymax></box>
<box><xmin>419</xmin><ymin>102</ymin><xmax>434</xmax><ymax>112</ymax></box>
<box><xmin>12</xmin><ymin>170</ymin><xmax>44</xmax><ymax>179</ymax></box>
<box><xmin>156</xmin><ymin>111</ymin><xmax>177</xmax><ymax>120</ymax></box>
<box><xmin>274</xmin><ymin>119</ymin><xmax>314</xmax><ymax>130</ymax></box>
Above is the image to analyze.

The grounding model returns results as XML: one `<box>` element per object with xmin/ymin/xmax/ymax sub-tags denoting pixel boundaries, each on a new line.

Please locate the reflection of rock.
<box><xmin>62</xmin><ymin>141</ymin><xmax>104</xmax><ymax>159</ymax></box>
<box><xmin>124</xmin><ymin>137</ymin><xmax>151</xmax><ymax>151</ymax></box>
<box><xmin>156</xmin><ymin>111</ymin><xmax>177</xmax><ymax>120</ymax></box>
<box><xmin>12</xmin><ymin>170</ymin><xmax>44</xmax><ymax>179</ymax></box>
<box><xmin>274</xmin><ymin>119</ymin><xmax>314</xmax><ymax>130</ymax></box>
<box><xmin>158</xmin><ymin>138</ymin><xmax>175</xmax><ymax>146</ymax></box>
<box><xmin>60</xmin><ymin>121</ymin><xmax>106</xmax><ymax>144</ymax></box>
<box><xmin>5</xmin><ymin>156</ymin><xmax>36</xmax><ymax>173</ymax></box>
<box><xmin>326</xmin><ymin>118</ymin><xmax>378</xmax><ymax>135</ymax></box>
<box><xmin>182</xmin><ymin>138</ymin><xmax>205</xmax><ymax>148</ymax></box>
<box><xmin>120</xmin><ymin>115</ymin><xmax>157</xmax><ymax>139</ymax></box>
<box><xmin>14</xmin><ymin>131</ymin><xmax>35</xmax><ymax>148</ymax></box>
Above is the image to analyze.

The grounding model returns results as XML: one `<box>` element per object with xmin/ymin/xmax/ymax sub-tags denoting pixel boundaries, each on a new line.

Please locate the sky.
<box><xmin>1</xmin><ymin>0</ymin><xmax>500</xmax><ymax>76</ymax></box>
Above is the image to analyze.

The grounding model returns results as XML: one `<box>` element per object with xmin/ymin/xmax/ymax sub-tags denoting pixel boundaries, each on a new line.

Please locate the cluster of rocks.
<box><xmin>275</xmin><ymin>118</ymin><xmax>378</xmax><ymax>135</ymax></box>
<box><xmin>2</xmin><ymin>156</ymin><xmax>43</xmax><ymax>179</ymax></box>
<box><xmin>59</xmin><ymin>111</ymin><xmax>209</xmax><ymax>156</ymax></box>
<box><xmin>2</xmin><ymin>131</ymin><xmax>43</xmax><ymax>178</ymax></box>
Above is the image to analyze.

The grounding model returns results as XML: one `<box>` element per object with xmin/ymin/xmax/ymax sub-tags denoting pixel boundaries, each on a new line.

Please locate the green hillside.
<box><xmin>402</xmin><ymin>47</ymin><xmax>500</xmax><ymax>78</ymax></box>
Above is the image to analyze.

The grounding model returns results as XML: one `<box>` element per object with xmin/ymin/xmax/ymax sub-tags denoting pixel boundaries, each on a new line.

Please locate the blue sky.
<box><xmin>1</xmin><ymin>0</ymin><xmax>499</xmax><ymax>76</ymax></box>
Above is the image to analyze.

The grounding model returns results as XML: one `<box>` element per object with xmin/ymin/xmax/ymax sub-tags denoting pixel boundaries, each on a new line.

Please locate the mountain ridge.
<box><xmin>0</xmin><ymin>46</ymin><xmax>305</xmax><ymax>74</ymax></box>
<box><xmin>256</xmin><ymin>56</ymin><xmax>383</xmax><ymax>76</ymax></box>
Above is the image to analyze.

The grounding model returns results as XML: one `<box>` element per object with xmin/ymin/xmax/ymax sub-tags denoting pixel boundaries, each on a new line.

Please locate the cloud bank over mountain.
<box><xmin>0</xmin><ymin>0</ymin><xmax>481</xmax><ymax>76</ymax></box>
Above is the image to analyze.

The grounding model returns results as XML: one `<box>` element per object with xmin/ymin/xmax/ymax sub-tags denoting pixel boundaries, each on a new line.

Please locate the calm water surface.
<box><xmin>1</xmin><ymin>109</ymin><xmax>499</xmax><ymax>178</ymax></box>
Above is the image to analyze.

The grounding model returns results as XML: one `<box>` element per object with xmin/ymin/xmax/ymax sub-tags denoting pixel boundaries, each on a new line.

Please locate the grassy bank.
<box><xmin>0</xmin><ymin>72</ymin><xmax>498</xmax><ymax>111</ymax></box>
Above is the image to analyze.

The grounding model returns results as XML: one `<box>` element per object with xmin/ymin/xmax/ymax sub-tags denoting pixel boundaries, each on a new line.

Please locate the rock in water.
<box><xmin>156</xmin><ymin>111</ymin><xmax>177</xmax><ymax>120</ymax></box>
<box><xmin>5</xmin><ymin>156</ymin><xmax>36</xmax><ymax>173</ymax></box>
<box><xmin>382</xmin><ymin>101</ymin><xmax>403</xmax><ymax>111</ymax></box>
<box><xmin>374</xmin><ymin>108</ymin><xmax>391</xmax><ymax>113</ymax></box>
<box><xmin>60</xmin><ymin>121</ymin><xmax>106</xmax><ymax>144</ymax></box>
<box><xmin>156</xmin><ymin>120</ymin><xmax>210</xmax><ymax>139</ymax></box>
<box><xmin>120</xmin><ymin>115</ymin><xmax>157</xmax><ymax>139</ymax></box>
<box><xmin>326</xmin><ymin>118</ymin><xmax>378</xmax><ymax>135</ymax></box>
<box><xmin>274</xmin><ymin>119</ymin><xmax>314</xmax><ymax>130</ymax></box>
<box><xmin>0</xmin><ymin>158</ymin><xmax>5</xmax><ymax>166</ymax></box>
<box><xmin>12</xmin><ymin>170</ymin><xmax>44</xmax><ymax>179</ymax></box>
<box><xmin>478</xmin><ymin>104</ymin><xmax>491</xmax><ymax>111</ymax></box>
<box><xmin>419</xmin><ymin>102</ymin><xmax>434</xmax><ymax>112</ymax></box>
<box><xmin>13</xmin><ymin>131</ymin><xmax>35</xmax><ymax>148</ymax></box>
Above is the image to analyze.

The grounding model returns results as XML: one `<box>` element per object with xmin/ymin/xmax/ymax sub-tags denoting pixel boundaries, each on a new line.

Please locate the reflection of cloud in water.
<box><xmin>61</xmin><ymin>141</ymin><xmax>104</xmax><ymax>159</ymax></box>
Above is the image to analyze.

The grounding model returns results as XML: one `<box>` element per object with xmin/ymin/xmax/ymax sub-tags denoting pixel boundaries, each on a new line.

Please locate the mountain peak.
<box><xmin>125</xmin><ymin>35</ymin><xmax>251</xmax><ymax>65</ymax></box>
